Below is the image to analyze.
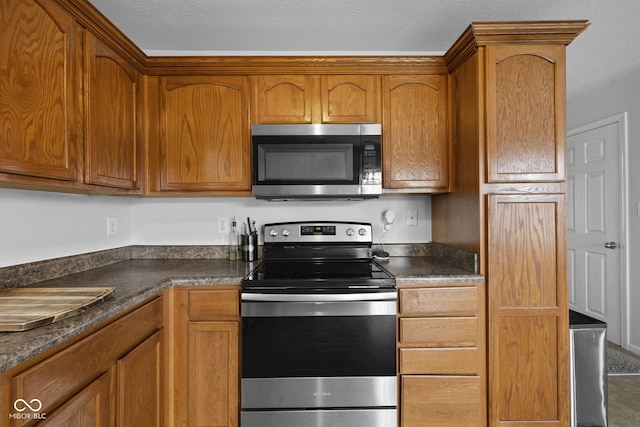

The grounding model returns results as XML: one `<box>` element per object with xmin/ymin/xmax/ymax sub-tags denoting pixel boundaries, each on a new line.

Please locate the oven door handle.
<box><xmin>241</xmin><ymin>291</ymin><xmax>397</xmax><ymax>302</ymax></box>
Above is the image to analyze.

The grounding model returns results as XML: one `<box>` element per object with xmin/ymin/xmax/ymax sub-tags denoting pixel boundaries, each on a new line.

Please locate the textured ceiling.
<box><xmin>88</xmin><ymin>0</ymin><xmax>640</xmax><ymax>98</ymax></box>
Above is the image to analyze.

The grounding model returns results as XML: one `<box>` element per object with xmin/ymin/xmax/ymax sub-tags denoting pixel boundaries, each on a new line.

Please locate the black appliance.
<box><xmin>241</xmin><ymin>221</ymin><xmax>397</xmax><ymax>427</ymax></box>
<box><xmin>251</xmin><ymin>124</ymin><xmax>382</xmax><ymax>200</ymax></box>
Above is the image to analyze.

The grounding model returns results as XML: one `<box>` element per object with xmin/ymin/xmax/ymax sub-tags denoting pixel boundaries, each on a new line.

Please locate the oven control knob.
<box><xmin>269</xmin><ymin>228</ymin><xmax>278</xmax><ymax>237</ymax></box>
<box><xmin>282</xmin><ymin>228</ymin><xmax>290</xmax><ymax>237</ymax></box>
<box><xmin>346</xmin><ymin>228</ymin><xmax>354</xmax><ymax>236</ymax></box>
<box><xmin>359</xmin><ymin>227</ymin><xmax>367</xmax><ymax>236</ymax></box>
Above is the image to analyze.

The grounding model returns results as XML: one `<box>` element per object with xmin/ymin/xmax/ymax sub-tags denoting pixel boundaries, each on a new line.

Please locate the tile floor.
<box><xmin>608</xmin><ymin>375</ymin><xmax>640</xmax><ymax>426</ymax></box>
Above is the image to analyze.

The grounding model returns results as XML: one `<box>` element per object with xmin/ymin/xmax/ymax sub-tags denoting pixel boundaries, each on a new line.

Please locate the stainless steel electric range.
<box><xmin>241</xmin><ymin>221</ymin><xmax>397</xmax><ymax>427</ymax></box>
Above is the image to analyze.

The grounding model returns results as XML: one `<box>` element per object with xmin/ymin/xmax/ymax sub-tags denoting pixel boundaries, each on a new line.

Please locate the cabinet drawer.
<box><xmin>401</xmin><ymin>375</ymin><xmax>482</xmax><ymax>427</ymax></box>
<box><xmin>12</xmin><ymin>297</ymin><xmax>162</xmax><ymax>419</ymax></box>
<box><xmin>187</xmin><ymin>289</ymin><xmax>239</xmax><ymax>319</ymax></box>
<box><xmin>399</xmin><ymin>348</ymin><xmax>479</xmax><ymax>375</ymax></box>
<box><xmin>399</xmin><ymin>287</ymin><xmax>478</xmax><ymax>316</ymax></box>
<box><xmin>399</xmin><ymin>317</ymin><xmax>478</xmax><ymax>347</ymax></box>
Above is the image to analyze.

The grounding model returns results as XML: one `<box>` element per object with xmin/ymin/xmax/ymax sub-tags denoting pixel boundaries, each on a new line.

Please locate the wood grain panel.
<box><xmin>321</xmin><ymin>75</ymin><xmax>380</xmax><ymax>123</ymax></box>
<box><xmin>160</xmin><ymin>76</ymin><xmax>251</xmax><ymax>191</ymax></box>
<box><xmin>188</xmin><ymin>321</ymin><xmax>239</xmax><ymax>427</ymax></box>
<box><xmin>400</xmin><ymin>317</ymin><xmax>478</xmax><ymax>347</ymax></box>
<box><xmin>489</xmin><ymin>195</ymin><xmax>562</xmax><ymax>308</ymax></box>
<box><xmin>169</xmin><ymin>287</ymin><xmax>240</xmax><ymax>427</ymax></box>
<box><xmin>399</xmin><ymin>348</ymin><xmax>478</xmax><ymax>375</ymax></box>
<box><xmin>431</xmin><ymin>53</ymin><xmax>482</xmax><ymax>254</ymax></box>
<box><xmin>401</xmin><ymin>376</ymin><xmax>482</xmax><ymax>427</ymax></box>
<box><xmin>495</xmin><ymin>315</ymin><xmax>560</xmax><ymax>421</ymax></box>
<box><xmin>12</xmin><ymin>298</ymin><xmax>162</xmax><ymax>420</ymax></box>
<box><xmin>399</xmin><ymin>286</ymin><xmax>478</xmax><ymax>316</ymax></box>
<box><xmin>252</xmin><ymin>75</ymin><xmax>315</xmax><ymax>123</ymax></box>
<box><xmin>85</xmin><ymin>33</ymin><xmax>141</xmax><ymax>190</ymax></box>
<box><xmin>0</xmin><ymin>0</ymin><xmax>79</xmax><ymax>181</ymax></box>
<box><xmin>488</xmin><ymin>193</ymin><xmax>568</xmax><ymax>426</ymax></box>
<box><xmin>118</xmin><ymin>330</ymin><xmax>163</xmax><ymax>427</ymax></box>
<box><xmin>187</xmin><ymin>289</ymin><xmax>239</xmax><ymax>320</ymax></box>
<box><xmin>486</xmin><ymin>44</ymin><xmax>566</xmax><ymax>182</ymax></box>
<box><xmin>382</xmin><ymin>75</ymin><xmax>449</xmax><ymax>190</ymax></box>
<box><xmin>40</xmin><ymin>369</ymin><xmax>114</xmax><ymax>427</ymax></box>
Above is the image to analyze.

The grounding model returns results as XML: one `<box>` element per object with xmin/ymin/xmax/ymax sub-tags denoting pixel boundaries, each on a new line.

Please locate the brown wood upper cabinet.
<box><xmin>0</xmin><ymin>0</ymin><xmax>81</xmax><ymax>184</ymax></box>
<box><xmin>151</xmin><ymin>75</ymin><xmax>251</xmax><ymax>193</ymax></box>
<box><xmin>251</xmin><ymin>75</ymin><xmax>381</xmax><ymax>124</ymax></box>
<box><xmin>85</xmin><ymin>33</ymin><xmax>142</xmax><ymax>191</ymax></box>
<box><xmin>382</xmin><ymin>75</ymin><xmax>449</xmax><ymax>191</ymax></box>
<box><xmin>485</xmin><ymin>44</ymin><xmax>566</xmax><ymax>182</ymax></box>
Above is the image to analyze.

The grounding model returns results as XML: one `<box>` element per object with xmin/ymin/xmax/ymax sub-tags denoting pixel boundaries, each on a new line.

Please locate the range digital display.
<box><xmin>300</xmin><ymin>225</ymin><xmax>336</xmax><ymax>236</ymax></box>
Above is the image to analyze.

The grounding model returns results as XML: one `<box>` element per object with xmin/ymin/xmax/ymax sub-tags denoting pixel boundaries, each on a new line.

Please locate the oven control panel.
<box><xmin>264</xmin><ymin>221</ymin><xmax>372</xmax><ymax>244</ymax></box>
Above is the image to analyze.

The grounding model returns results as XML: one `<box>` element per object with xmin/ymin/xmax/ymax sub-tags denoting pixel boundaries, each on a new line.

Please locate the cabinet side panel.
<box><xmin>432</xmin><ymin>54</ymin><xmax>481</xmax><ymax>254</ymax></box>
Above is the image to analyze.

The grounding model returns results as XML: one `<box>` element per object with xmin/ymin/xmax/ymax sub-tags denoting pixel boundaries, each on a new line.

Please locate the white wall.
<box><xmin>0</xmin><ymin>188</ymin><xmax>133</xmax><ymax>267</ymax></box>
<box><xmin>567</xmin><ymin>66</ymin><xmax>640</xmax><ymax>353</ymax></box>
<box><xmin>0</xmin><ymin>188</ymin><xmax>431</xmax><ymax>268</ymax></box>
<box><xmin>130</xmin><ymin>195</ymin><xmax>431</xmax><ymax>245</ymax></box>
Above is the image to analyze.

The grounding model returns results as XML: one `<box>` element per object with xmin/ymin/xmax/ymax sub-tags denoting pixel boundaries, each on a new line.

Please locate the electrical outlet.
<box><xmin>407</xmin><ymin>209</ymin><xmax>418</xmax><ymax>226</ymax></box>
<box><xmin>217</xmin><ymin>217</ymin><xmax>230</xmax><ymax>234</ymax></box>
<box><xmin>107</xmin><ymin>217</ymin><xmax>117</xmax><ymax>236</ymax></box>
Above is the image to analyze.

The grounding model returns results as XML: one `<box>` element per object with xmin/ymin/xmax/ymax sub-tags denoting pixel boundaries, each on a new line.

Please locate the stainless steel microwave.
<box><xmin>251</xmin><ymin>124</ymin><xmax>382</xmax><ymax>200</ymax></box>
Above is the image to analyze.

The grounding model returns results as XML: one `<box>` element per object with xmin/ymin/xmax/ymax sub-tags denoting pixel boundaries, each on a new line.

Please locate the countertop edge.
<box><xmin>0</xmin><ymin>256</ymin><xmax>483</xmax><ymax>373</ymax></box>
<box><xmin>0</xmin><ymin>276</ymin><xmax>242</xmax><ymax>373</ymax></box>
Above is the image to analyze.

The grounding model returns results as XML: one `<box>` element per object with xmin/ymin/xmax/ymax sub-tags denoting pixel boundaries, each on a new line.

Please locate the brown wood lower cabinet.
<box><xmin>41</xmin><ymin>369</ymin><xmax>114</xmax><ymax>427</ymax></box>
<box><xmin>398</xmin><ymin>282</ymin><xmax>486</xmax><ymax>426</ymax></box>
<box><xmin>168</xmin><ymin>287</ymin><xmax>240</xmax><ymax>427</ymax></box>
<box><xmin>1</xmin><ymin>297</ymin><xmax>163</xmax><ymax>427</ymax></box>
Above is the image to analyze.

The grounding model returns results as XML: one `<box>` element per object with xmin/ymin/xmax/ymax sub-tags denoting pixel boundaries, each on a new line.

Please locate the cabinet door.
<box><xmin>187</xmin><ymin>321</ymin><xmax>239</xmax><ymax>427</ymax></box>
<box><xmin>159</xmin><ymin>76</ymin><xmax>251</xmax><ymax>191</ymax></box>
<box><xmin>382</xmin><ymin>75</ymin><xmax>449</xmax><ymax>191</ymax></box>
<box><xmin>486</xmin><ymin>44</ymin><xmax>566</xmax><ymax>182</ymax></box>
<box><xmin>487</xmin><ymin>193</ymin><xmax>568</xmax><ymax>425</ymax></box>
<box><xmin>85</xmin><ymin>33</ymin><xmax>141</xmax><ymax>191</ymax></box>
<box><xmin>252</xmin><ymin>75</ymin><xmax>315</xmax><ymax>123</ymax></box>
<box><xmin>0</xmin><ymin>0</ymin><xmax>80</xmax><ymax>182</ymax></box>
<box><xmin>321</xmin><ymin>75</ymin><xmax>380</xmax><ymax>123</ymax></box>
<box><xmin>41</xmin><ymin>370</ymin><xmax>114</xmax><ymax>427</ymax></box>
<box><xmin>117</xmin><ymin>330</ymin><xmax>163</xmax><ymax>427</ymax></box>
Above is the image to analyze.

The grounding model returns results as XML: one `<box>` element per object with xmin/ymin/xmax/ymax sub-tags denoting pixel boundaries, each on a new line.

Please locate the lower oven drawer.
<box><xmin>242</xmin><ymin>376</ymin><xmax>397</xmax><ymax>409</ymax></box>
<box><xmin>242</xmin><ymin>408</ymin><xmax>398</xmax><ymax>427</ymax></box>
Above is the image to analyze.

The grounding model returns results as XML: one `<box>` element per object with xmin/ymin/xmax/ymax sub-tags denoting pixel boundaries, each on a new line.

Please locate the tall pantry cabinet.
<box><xmin>433</xmin><ymin>21</ymin><xmax>589</xmax><ymax>426</ymax></box>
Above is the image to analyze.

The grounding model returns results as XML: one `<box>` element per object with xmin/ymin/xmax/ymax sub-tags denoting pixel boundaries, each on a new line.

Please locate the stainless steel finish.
<box><xmin>242</xmin><ymin>297</ymin><xmax>397</xmax><ymax>317</ymax></box>
<box><xmin>263</xmin><ymin>221</ymin><xmax>373</xmax><ymax>244</ymax></box>
<box><xmin>569</xmin><ymin>312</ymin><xmax>608</xmax><ymax>427</ymax></box>
<box><xmin>604</xmin><ymin>241</ymin><xmax>618</xmax><ymax>249</ymax></box>
<box><xmin>252</xmin><ymin>123</ymin><xmax>381</xmax><ymax>136</ymax></box>
<box><xmin>242</xmin><ymin>376</ymin><xmax>397</xmax><ymax>409</ymax></box>
<box><xmin>252</xmin><ymin>125</ymin><xmax>382</xmax><ymax>200</ymax></box>
<box><xmin>241</xmin><ymin>408</ymin><xmax>397</xmax><ymax>427</ymax></box>
<box><xmin>241</xmin><ymin>291</ymin><xmax>396</xmax><ymax>302</ymax></box>
<box><xmin>253</xmin><ymin>183</ymin><xmax>381</xmax><ymax>200</ymax></box>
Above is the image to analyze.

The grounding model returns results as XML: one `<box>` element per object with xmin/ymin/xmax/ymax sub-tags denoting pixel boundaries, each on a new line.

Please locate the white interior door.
<box><xmin>567</xmin><ymin>114</ymin><xmax>629</xmax><ymax>346</ymax></box>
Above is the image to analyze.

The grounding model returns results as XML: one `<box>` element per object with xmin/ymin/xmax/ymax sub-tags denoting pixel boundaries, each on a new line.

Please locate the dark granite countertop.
<box><xmin>0</xmin><ymin>256</ymin><xmax>482</xmax><ymax>373</ymax></box>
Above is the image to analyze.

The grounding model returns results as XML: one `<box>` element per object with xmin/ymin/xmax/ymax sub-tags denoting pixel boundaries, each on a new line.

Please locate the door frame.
<box><xmin>567</xmin><ymin>112</ymin><xmax>630</xmax><ymax>350</ymax></box>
